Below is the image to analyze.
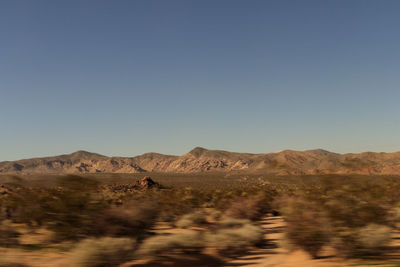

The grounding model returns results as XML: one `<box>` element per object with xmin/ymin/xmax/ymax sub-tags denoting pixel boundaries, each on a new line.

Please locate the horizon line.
<box><xmin>2</xmin><ymin>147</ymin><xmax>399</xmax><ymax>163</ymax></box>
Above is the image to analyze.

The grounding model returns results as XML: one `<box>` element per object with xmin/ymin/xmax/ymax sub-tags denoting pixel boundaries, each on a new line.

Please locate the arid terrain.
<box><xmin>2</xmin><ymin>0</ymin><xmax>398</xmax><ymax>265</ymax></box>
<box><xmin>1</xmin><ymin>172</ymin><xmax>400</xmax><ymax>266</ymax></box>
<box><xmin>2</xmin><ymin>147</ymin><xmax>400</xmax><ymax>175</ymax></box>
<box><xmin>2</xmin><ymin>148</ymin><xmax>400</xmax><ymax>267</ymax></box>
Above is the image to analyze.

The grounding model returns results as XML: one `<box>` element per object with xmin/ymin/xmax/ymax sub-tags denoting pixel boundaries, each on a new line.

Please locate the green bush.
<box><xmin>70</xmin><ymin>237</ymin><xmax>135</xmax><ymax>267</ymax></box>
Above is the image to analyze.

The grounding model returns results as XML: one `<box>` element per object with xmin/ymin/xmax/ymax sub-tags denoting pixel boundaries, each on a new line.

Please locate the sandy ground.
<box><xmin>225</xmin><ymin>217</ymin><xmax>400</xmax><ymax>267</ymax></box>
<box><xmin>224</xmin><ymin>217</ymin><xmax>337</xmax><ymax>267</ymax></box>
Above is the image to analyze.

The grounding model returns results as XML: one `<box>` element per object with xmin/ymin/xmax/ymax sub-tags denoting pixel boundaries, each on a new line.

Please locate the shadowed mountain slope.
<box><xmin>1</xmin><ymin>147</ymin><xmax>400</xmax><ymax>175</ymax></box>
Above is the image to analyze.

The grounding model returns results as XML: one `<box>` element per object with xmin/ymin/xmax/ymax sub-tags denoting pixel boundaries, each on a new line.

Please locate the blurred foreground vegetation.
<box><xmin>1</xmin><ymin>173</ymin><xmax>400</xmax><ymax>266</ymax></box>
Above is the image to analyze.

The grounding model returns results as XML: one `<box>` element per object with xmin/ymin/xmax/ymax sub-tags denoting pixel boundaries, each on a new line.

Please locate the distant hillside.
<box><xmin>1</xmin><ymin>147</ymin><xmax>400</xmax><ymax>175</ymax></box>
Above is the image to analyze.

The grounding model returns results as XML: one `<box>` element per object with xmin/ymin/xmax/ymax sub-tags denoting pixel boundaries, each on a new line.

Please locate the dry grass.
<box><xmin>225</xmin><ymin>192</ymin><xmax>272</xmax><ymax>221</ymax></box>
<box><xmin>69</xmin><ymin>237</ymin><xmax>135</xmax><ymax>267</ymax></box>
<box><xmin>175</xmin><ymin>210</ymin><xmax>208</xmax><ymax>228</ymax></box>
<box><xmin>206</xmin><ymin>222</ymin><xmax>264</xmax><ymax>256</ymax></box>
<box><xmin>136</xmin><ymin>231</ymin><xmax>204</xmax><ymax>258</ymax></box>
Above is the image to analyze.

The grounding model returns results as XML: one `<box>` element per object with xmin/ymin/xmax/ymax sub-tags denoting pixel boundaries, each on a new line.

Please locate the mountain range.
<box><xmin>1</xmin><ymin>147</ymin><xmax>400</xmax><ymax>175</ymax></box>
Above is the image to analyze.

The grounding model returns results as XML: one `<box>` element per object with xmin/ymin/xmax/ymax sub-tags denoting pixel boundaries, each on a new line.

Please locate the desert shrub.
<box><xmin>57</xmin><ymin>175</ymin><xmax>100</xmax><ymax>191</ymax></box>
<box><xmin>94</xmin><ymin>201</ymin><xmax>159</xmax><ymax>239</ymax></box>
<box><xmin>206</xmin><ymin>222</ymin><xmax>264</xmax><ymax>256</ymax></box>
<box><xmin>322</xmin><ymin>186</ymin><xmax>389</xmax><ymax>228</ymax></box>
<box><xmin>1</xmin><ymin>186</ymin><xmax>50</xmax><ymax>225</ymax></box>
<box><xmin>357</xmin><ymin>224</ymin><xmax>392</xmax><ymax>251</ymax></box>
<box><xmin>225</xmin><ymin>192</ymin><xmax>272</xmax><ymax>221</ymax></box>
<box><xmin>0</xmin><ymin>220</ymin><xmax>20</xmax><ymax>247</ymax></box>
<box><xmin>277</xmin><ymin>233</ymin><xmax>295</xmax><ymax>252</ymax></box>
<box><xmin>280</xmin><ymin>181</ymin><xmax>397</xmax><ymax>259</ymax></box>
<box><xmin>4</xmin><ymin>176</ymin><xmax>108</xmax><ymax>241</ymax></box>
<box><xmin>281</xmin><ymin>197</ymin><xmax>331</xmax><ymax>258</ymax></box>
<box><xmin>332</xmin><ymin>224</ymin><xmax>392</xmax><ymax>258</ymax></box>
<box><xmin>8</xmin><ymin>186</ymin><xmax>158</xmax><ymax>241</ymax></box>
<box><xmin>217</xmin><ymin>217</ymin><xmax>251</xmax><ymax>228</ymax></box>
<box><xmin>175</xmin><ymin>210</ymin><xmax>208</xmax><ymax>228</ymax></box>
<box><xmin>70</xmin><ymin>237</ymin><xmax>135</xmax><ymax>267</ymax></box>
<box><xmin>331</xmin><ymin>228</ymin><xmax>359</xmax><ymax>258</ymax></box>
<box><xmin>42</xmin><ymin>189</ymin><xmax>107</xmax><ymax>241</ymax></box>
<box><xmin>137</xmin><ymin>231</ymin><xmax>204</xmax><ymax>257</ymax></box>
<box><xmin>205</xmin><ymin>208</ymin><xmax>222</xmax><ymax>222</ymax></box>
<box><xmin>149</xmin><ymin>189</ymin><xmax>199</xmax><ymax>221</ymax></box>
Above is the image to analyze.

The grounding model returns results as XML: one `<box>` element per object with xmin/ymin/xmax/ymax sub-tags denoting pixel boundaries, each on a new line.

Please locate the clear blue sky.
<box><xmin>1</xmin><ymin>0</ymin><xmax>400</xmax><ymax>161</ymax></box>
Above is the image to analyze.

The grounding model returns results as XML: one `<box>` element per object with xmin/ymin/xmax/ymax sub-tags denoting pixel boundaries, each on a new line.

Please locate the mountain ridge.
<box><xmin>2</xmin><ymin>147</ymin><xmax>400</xmax><ymax>175</ymax></box>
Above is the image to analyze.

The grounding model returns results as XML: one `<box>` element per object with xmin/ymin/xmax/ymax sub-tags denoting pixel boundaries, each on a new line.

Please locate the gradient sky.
<box><xmin>1</xmin><ymin>0</ymin><xmax>400</xmax><ymax>161</ymax></box>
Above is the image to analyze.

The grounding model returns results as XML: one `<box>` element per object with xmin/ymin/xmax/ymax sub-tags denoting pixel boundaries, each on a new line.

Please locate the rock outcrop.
<box><xmin>102</xmin><ymin>177</ymin><xmax>161</xmax><ymax>193</ymax></box>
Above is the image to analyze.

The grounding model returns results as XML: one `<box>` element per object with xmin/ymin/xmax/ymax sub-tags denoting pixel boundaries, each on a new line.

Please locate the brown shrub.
<box><xmin>137</xmin><ymin>231</ymin><xmax>204</xmax><ymax>258</ymax></box>
<box><xmin>217</xmin><ymin>217</ymin><xmax>251</xmax><ymax>228</ymax></box>
<box><xmin>70</xmin><ymin>237</ymin><xmax>135</xmax><ymax>267</ymax></box>
<box><xmin>332</xmin><ymin>224</ymin><xmax>392</xmax><ymax>258</ymax></box>
<box><xmin>206</xmin><ymin>222</ymin><xmax>264</xmax><ymax>256</ymax></box>
<box><xmin>281</xmin><ymin>197</ymin><xmax>331</xmax><ymax>258</ymax></box>
<box><xmin>175</xmin><ymin>210</ymin><xmax>208</xmax><ymax>228</ymax></box>
<box><xmin>94</xmin><ymin>201</ymin><xmax>159</xmax><ymax>238</ymax></box>
<box><xmin>225</xmin><ymin>192</ymin><xmax>272</xmax><ymax>221</ymax></box>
